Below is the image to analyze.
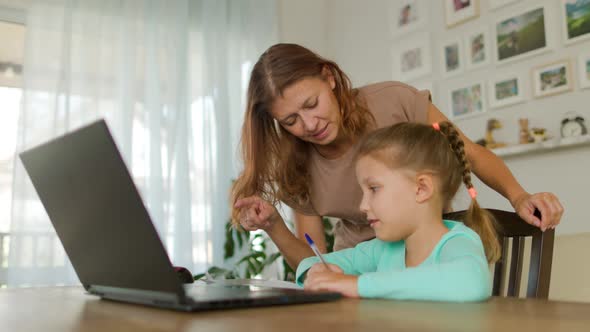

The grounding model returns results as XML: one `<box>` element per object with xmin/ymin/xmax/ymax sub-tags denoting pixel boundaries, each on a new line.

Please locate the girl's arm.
<box><xmin>427</xmin><ymin>104</ymin><xmax>564</xmax><ymax>231</ymax></box>
<box><xmin>295</xmin><ymin>239</ymin><xmax>381</xmax><ymax>286</ymax></box>
<box><xmin>357</xmin><ymin>235</ymin><xmax>490</xmax><ymax>302</ymax></box>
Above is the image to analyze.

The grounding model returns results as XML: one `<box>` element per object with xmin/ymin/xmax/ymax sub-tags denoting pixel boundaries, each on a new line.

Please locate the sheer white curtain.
<box><xmin>7</xmin><ymin>0</ymin><xmax>277</xmax><ymax>286</ymax></box>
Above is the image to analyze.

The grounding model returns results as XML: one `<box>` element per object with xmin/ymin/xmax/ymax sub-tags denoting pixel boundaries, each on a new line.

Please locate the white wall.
<box><xmin>280</xmin><ymin>0</ymin><xmax>590</xmax><ymax>236</ymax></box>
<box><xmin>278</xmin><ymin>0</ymin><xmax>329</xmax><ymax>56</ymax></box>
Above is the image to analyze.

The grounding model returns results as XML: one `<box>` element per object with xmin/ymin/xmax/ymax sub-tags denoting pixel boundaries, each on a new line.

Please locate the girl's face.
<box><xmin>270</xmin><ymin>75</ymin><xmax>341</xmax><ymax>146</ymax></box>
<box><xmin>356</xmin><ymin>155</ymin><xmax>419</xmax><ymax>242</ymax></box>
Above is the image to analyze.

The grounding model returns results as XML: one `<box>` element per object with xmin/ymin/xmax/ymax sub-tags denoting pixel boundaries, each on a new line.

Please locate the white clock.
<box><xmin>560</xmin><ymin>113</ymin><xmax>588</xmax><ymax>138</ymax></box>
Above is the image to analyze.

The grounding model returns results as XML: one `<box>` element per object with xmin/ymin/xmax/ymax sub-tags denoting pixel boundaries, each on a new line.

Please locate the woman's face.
<box><xmin>270</xmin><ymin>74</ymin><xmax>341</xmax><ymax>146</ymax></box>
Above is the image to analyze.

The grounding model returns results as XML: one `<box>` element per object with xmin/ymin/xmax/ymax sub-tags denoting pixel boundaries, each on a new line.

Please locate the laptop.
<box><xmin>19</xmin><ymin>119</ymin><xmax>341</xmax><ymax>311</ymax></box>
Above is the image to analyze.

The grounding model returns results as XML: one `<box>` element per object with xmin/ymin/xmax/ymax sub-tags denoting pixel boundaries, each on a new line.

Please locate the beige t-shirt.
<box><xmin>286</xmin><ymin>81</ymin><xmax>431</xmax><ymax>251</ymax></box>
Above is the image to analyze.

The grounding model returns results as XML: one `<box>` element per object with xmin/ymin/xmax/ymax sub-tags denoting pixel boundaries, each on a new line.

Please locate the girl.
<box><xmin>297</xmin><ymin>122</ymin><xmax>500</xmax><ymax>302</ymax></box>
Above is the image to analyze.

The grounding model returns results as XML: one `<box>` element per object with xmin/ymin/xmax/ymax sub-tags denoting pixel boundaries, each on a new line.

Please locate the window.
<box><xmin>0</xmin><ymin>18</ymin><xmax>25</xmax><ymax>279</ymax></box>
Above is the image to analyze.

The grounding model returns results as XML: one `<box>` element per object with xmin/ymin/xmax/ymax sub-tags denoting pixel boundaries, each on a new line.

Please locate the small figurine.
<box><xmin>518</xmin><ymin>118</ymin><xmax>534</xmax><ymax>144</ymax></box>
<box><xmin>476</xmin><ymin>118</ymin><xmax>507</xmax><ymax>149</ymax></box>
<box><xmin>530</xmin><ymin>127</ymin><xmax>550</xmax><ymax>143</ymax></box>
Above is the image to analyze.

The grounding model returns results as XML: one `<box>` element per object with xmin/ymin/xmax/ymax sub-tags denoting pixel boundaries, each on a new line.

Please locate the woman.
<box><xmin>231</xmin><ymin>43</ymin><xmax>563</xmax><ymax>270</ymax></box>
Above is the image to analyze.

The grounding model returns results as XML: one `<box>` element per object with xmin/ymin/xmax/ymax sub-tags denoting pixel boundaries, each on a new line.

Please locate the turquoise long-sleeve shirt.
<box><xmin>296</xmin><ymin>220</ymin><xmax>491</xmax><ymax>302</ymax></box>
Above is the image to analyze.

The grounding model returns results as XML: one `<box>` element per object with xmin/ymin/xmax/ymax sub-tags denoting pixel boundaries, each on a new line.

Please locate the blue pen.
<box><xmin>304</xmin><ymin>233</ymin><xmax>330</xmax><ymax>269</ymax></box>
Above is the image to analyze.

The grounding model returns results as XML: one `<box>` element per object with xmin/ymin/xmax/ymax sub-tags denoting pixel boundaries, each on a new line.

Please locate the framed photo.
<box><xmin>465</xmin><ymin>29</ymin><xmax>491</xmax><ymax>70</ymax></box>
<box><xmin>561</xmin><ymin>0</ymin><xmax>590</xmax><ymax>45</ymax></box>
<box><xmin>389</xmin><ymin>0</ymin><xmax>427</xmax><ymax>37</ymax></box>
<box><xmin>532</xmin><ymin>60</ymin><xmax>573</xmax><ymax>98</ymax></box>
<box><xmin>494</xmin><ymin>5</ymin><xmax>549</xmax><ymax>65</ymax></box>
<box><xmin>489</xmin><ymin>0</ymin><xmax>520</xmax><ymax>11</ymax></box>
<box><xmin>392</xmin><ymin>33</ymin><xmax>432</xmax><ymax>82</ymax></box>
<box><xmin>447</xmin><ymin>81</ymin><xmax>486</xmax><ymax>119</ymax></box>
<box><xmin>578</xmin><ymin>52</ymin><xmax>590</xmax><ymax>89</ymax></box>
<box><xmin>441</xmin><ymin>38</ymin><xmax>463</xmax><ymax>77</ymax></box>
<box><xmin>489</xmin><ymin>74</ymin><xmax>525</xmax><ymax>108</ymax></box>
<box><xmin>444</xmin><ymin>0</ymin><xmax>480</xmax><ymax>28</ymax></box>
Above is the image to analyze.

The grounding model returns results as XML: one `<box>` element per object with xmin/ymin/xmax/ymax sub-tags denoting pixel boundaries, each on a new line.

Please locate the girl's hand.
<box><xmin>304</xmin><ymin>264</ymin><xmax>359</xmax><ymax>298</ymax></box>
<box><xmin>307</xmin><ymin>263</ymin><xmax>343</xmax><ymax>276</ymax></box>
<box><xmin>234</xmin><ymin>196</ymin><xmax>282</xmax><ymax>231</ymax></box>
<box><xmin>512</xmin><ymin>192</ymin><xmax>564</xmax><ymax>231</ymax></box>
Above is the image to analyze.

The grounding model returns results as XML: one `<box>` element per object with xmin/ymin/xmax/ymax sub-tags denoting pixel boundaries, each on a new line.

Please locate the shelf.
<box><xmin>491</xmin><ymin>135</ymin><xmax>590</xmax><ymax>158</ymax></box>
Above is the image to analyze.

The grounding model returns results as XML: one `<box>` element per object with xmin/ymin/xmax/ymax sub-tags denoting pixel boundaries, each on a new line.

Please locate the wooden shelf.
<box><xmin>491</xmin><ymin>135</ymin><xmax>590</xmax><ymax>158</ymax></box>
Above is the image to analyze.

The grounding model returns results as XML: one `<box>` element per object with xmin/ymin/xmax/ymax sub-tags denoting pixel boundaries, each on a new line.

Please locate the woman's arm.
<box><xmin>294</xmin><ymin>212</ymin><xmax>327</xmax><ymax>253</ymax></box>
<box><xmin>266</xmin><ymin>212</ymin><xmax>326</xmax><ymax>269</ymax></box>
<box><xmin>427</xmin><ymin>104</ymin><xmax>564</xmax><ymax>230</ymax></box>
<box><xmin>235</xmin><ymin>196</ymin><xmax>316</xmax><ymax>269</ymax></box>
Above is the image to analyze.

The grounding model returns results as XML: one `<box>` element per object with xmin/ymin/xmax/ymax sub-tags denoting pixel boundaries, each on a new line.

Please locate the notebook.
<box><xmin>19</xmin><ymin>119</ymin><xmax>341</xmax><ymax>311</ymax></box>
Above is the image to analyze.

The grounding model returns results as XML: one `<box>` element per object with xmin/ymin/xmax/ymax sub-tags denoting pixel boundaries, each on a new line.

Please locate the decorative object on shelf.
<box><xmin>392</xmin><ymin>32</ymin><xmax>432</xmax><ymax>82</ymax></box>
<box><xmin>519</xmin><ymin>118</ymin><xmax>534</xmax><ymax>144</ymax></box>
<box><xmin>389</xmin><ymin>0</ymin><xmax>427</xmax><ymax>37</ymax></box>
<box><xmin>465</xmin><ymin>28</ymin><xmax>490</xmax><ymax>70</ymax></box>
<box><xmin>532</xmin><ymin>59</ymin><xmax>573</xmax><ymax>98</ymax></box>
<box><xmin>560</xmin><ymin>111</ymin><xmax>588</xmax><ymax>138</ymax></box>
<box><xmin>578</xmin><ymin>51</ymin><xmax>590</xmax><ymax>89</ymax></box>
<box><xmin>448</xmin><ymin>81</ymin><xmax>486</xmax><ymax>119</ymax></box>
<box><xmin>489</xmin><ymin>0</ymin><xmax>520</xmax><ymax>11</ymax></box>
<box><xmin>444</xmin><ymin>0</ymin><xmax>480</xmax><ymax>28</ymax></box>
<box><xmin>489</xmin><ymin>73</ymin><xmax>525</xmax><ymax>108</ymax></box>
<box><xmin>530</xmin><ymin>127</ymin><xmax>551</xmax><ymax>143</ymax></box>
<box><xmin>494</xmin><ymin>5</ymin><xmax>549</xmax><ymax>65</ymax></box>
<box><xmin>561</xmin><ymin>0</ymin><xmax>590</xmax><ymax>45</ymax></box>
<box><xmin>476</xmin><ymin>118</ymin><xmax>507</xmax><ymax>148</ymax></box>
<box><xmin>441</xmin><ymin>38</ymin><xmax>464</xmax><ymax>77</ymax></box>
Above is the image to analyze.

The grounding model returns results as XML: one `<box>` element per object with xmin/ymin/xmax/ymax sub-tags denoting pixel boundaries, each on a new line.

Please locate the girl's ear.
<box><xmin>415</xmin><ymin>173</ymin><xmax>434</xmax><ymax>204</ymax></box>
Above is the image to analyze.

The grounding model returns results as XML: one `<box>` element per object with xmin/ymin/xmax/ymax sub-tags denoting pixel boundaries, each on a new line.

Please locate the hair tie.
<box><xmin>468</xmin><ymin>187</ymin><xmax>477</xmax><ymax>199</ymax></box>
<box><xmin>432</xmin><ymin>122</ymin><xmax>440</xmax><ymax>131</ymax></box>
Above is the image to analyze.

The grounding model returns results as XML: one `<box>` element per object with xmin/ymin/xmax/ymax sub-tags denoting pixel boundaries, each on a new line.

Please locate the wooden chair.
<box><xmin>443</xmin><ymin>209</ymin><xmax>555</xmax><ymax>299</ymax></box>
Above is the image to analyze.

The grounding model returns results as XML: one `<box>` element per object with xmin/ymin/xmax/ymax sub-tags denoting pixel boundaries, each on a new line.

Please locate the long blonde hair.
<box><xmin>356</xmin><ymin>122</ymin><xmax>501</xmax><ymax>263</ymax></box>
<box><xmin>230</xmin><ymin>43</ymin><xmax>375</xmax><ymax>223</ymax></box>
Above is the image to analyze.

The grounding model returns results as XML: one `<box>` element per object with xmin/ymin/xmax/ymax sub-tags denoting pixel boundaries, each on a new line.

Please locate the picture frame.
<box><xmin>464</xmin><ymin>29</ymin><xmax>491</xmax><ymax>70</ymax></box>
<box><xmin>447</xmin><ymin>81</ymin><xmax>486</xmax><ymax>119</ymax></box>
<box><xmin>392</xmin><ymin>33</ymin><xmax>432</xmax><ymax>82</ymax></box>
<box><xmin>489</xmin><ymin>0</ymin><xmax>520</xmax><ymax>11</ymax></box>
<box><xmin>577</xmin><ymin>52</ymin><xmax>590</xmax><ymax>89</ymax></box>
<box><xmin>561</xmin><ymin>0</ymin><xmax>590</xmax><ymax>45</ymax></box>
<box><xmin>532</xmin><ymin>60</ymin><xmax>573</xmax><ymax>98</ymax></box>
<box><xmin>441</xmin><ymin>38</ymin><xmax>464</xmax><ymax>77</ymax></box>
<box><xmin>444</xmin><ymin>0</ymin><xmax>480</xmax><ymax>28</ymax></box>
<box><xmin>494</xmin><ymin>5</ymin><xmax>549</xmax><ymax>65</ymax></box>
<box><xmin>389</xmin><ymin>0</ymin><xmax>428</xmax><ymax>37</ymax></box>
<box><xmin>489</xmin><ymin>74</ymin><xmax>525</xmax><ymax>108</ymax></box>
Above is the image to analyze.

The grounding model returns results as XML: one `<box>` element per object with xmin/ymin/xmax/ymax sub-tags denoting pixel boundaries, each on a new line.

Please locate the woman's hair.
<box><xmin>230</xmin><ymin>43</ymin><xmax>374</xmax><ymax>223</ymax></box>
<box><xmin>356</xmin><ymin>122</ymin><xmax>501</xmax><ymax>263</ymax></box>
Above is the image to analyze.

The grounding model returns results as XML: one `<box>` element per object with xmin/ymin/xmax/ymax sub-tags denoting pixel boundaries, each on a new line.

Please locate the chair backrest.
<box><xmin>443</xmin><ymin>209</ymin><xmax>555</xmax><ymax>299</ymax></box>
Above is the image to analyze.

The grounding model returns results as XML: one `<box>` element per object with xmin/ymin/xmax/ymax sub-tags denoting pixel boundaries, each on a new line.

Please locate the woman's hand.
<box><xmin>234</xmin><ymin>196</ymin><xmax>282</xmax><ymax>231</ymax></box>
<box><xmin>512</xmin><ymin>192</ymin><xmax>564</xmax><ymax>231</ymax></box>
<box><xmin>304</xmin><ymin>263</ymin><xmax>359</xmax><ymax>298</ymax></box>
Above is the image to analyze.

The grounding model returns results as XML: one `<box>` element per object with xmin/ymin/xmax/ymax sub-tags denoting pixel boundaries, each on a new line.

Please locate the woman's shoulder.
<box><xmin>357</xmin><ymin>81</ymin><xmax>420</xmax><ymax>99</ymax></box>
<box><xmin>356</xmin><ymin>81</ymin><xmax>430</xmax><ymax>125</ymax></box>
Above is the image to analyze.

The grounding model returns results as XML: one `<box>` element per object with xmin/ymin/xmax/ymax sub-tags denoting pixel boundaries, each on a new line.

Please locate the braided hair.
<box><xmin>356</xmin><ymin>121</ymin><xmax>501</xmax><ymax>263</ymax></box>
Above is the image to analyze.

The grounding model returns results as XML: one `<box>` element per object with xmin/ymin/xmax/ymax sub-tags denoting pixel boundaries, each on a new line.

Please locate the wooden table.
<box><xmin>1</xmin><ymin>286</ymin><xmax>589</xmax><ymax>331</ymax></box>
